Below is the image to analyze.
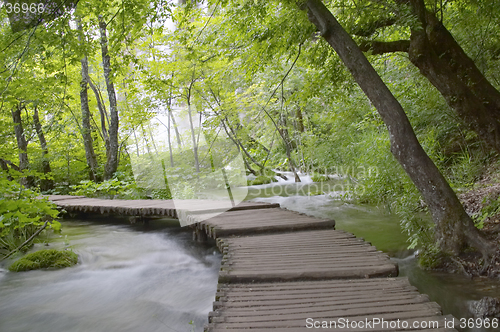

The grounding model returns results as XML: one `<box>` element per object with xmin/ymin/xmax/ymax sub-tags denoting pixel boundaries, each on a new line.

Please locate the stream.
<box><xmin>1</xmin><ymin>174</ymin><xmax>499</xmax><ymax>331</ymax></box>
<box><xmin>0</xmin><ymin>218</ymin><xmax>220</xmax><ymax>332</ymax></box>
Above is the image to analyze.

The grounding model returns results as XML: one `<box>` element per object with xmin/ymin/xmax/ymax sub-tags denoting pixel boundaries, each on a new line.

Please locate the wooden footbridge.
<box><xmin>46</xmin><ymin>195</ymin><xmax>458</xmax><ymax>331</ymax></box>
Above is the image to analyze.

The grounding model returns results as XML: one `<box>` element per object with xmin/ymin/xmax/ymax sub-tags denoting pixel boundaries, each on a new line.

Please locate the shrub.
<box><xmin>0</xmin><ymin>171</ymin><xmax>60</xmax><ymax>258</ymax></box>
<box><xmin>71</xmin><ymin>178</ymin><xmax>146</xmax><ymax>199</ymax></box>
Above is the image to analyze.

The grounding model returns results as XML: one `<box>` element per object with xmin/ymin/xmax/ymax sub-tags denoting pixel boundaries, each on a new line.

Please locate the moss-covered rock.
<box><xmin>311</xmin><ymin>173</ymin><xmax>329</xmax><ymax>182</ymax></box>
<box><xmin>249</xmin><ymin>175</ymin><xmax>277</xmax><ymax>186</ymax></box>
<box><xmin>9</xmin><ymin>249</ymin><xmax>78</xmax><ymax>272</ymax></box>
<box><xmin>307</xmin><ymin>190</ymin><xmax>324</xmax><ymax>196</ymax></box>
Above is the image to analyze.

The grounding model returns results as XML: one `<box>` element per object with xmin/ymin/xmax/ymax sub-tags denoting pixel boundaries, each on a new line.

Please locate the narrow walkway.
<box><xmin>46</xmin><ymin>196</ymin><xmax>457</xmax><ymax>331</ymax></box>
<box><xmin>216</xmin><ymin>230</ymin><xmax>397</xmax><ymax>282</ymax></box>
<box><xmin>45</xmin><ymin>195</ymin><xmax>278</xmax><ymax>218</ymax></box>
<box><xmin>210</xmin><ymin>279</ymin><xmax>455</xmax><ymax>331</ymax></box>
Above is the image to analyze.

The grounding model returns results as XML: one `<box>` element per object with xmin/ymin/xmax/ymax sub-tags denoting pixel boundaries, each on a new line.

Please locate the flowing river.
<box><xmin>1</xmin><ymin>174</ymin><xmax>499</xmax><ymax>331</ymax></box>
<box><xmin>0</xmin><ymin>218</ymin><xmax>221</xmax><ymax>332</ymax></box>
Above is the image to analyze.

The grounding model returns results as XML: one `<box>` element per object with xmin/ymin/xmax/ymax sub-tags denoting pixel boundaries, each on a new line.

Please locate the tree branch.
<box><xmin>0</xmin><ymin>158</ymin><xmax>20</xmax><ymax>171</ymax></box>
<box><xmin>351</xmin><ymin>18</ymin><xmax>397</xmax><ymax>37</ymax></box>
<box><xmin>359</xmin><ymin>40</ymin><xmax>410</xmax><ymax>55</ymax></box>
<box><xmin>0</xmin><ymin>220</ymin><xmax>50</xmax><ymax>261</ymax></box>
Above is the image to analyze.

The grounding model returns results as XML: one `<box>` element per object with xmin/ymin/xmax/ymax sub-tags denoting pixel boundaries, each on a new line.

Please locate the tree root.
<box><xmin>450</xmin><ymin>256</ymin><xmax>473</xmax><ymax>279</ymax></box>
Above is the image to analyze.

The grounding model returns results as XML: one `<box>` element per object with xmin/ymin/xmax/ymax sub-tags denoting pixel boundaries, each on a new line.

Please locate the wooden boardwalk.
<box><xmin>216</xmin><ymin>230</ymin><xmax>397</xmax><ymax>282</ymax></box>
<box><xmin>209</xmin><ymin>279</ymin><xmax>456</xmax><ymax>331</ymax></box>
<box><xmin>45</xmin><ymin>195</ymin><xmax>279</xmax><ymax>218</ymax></box>
<box><xmin>46</xmin><ymin>195</ymin><xmax>457</xmax><ymax>331</ymax></box>
<box><xmin>188</xmin><ymin>208</ymin><xmax>335</xmax><ymax>239</ymax></box>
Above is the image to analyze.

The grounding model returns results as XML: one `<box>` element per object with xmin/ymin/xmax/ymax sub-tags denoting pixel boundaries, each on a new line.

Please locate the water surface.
<box><xmin>0</xmin><ymin>219</ymin><xmax>221</xmax><ymax>332</ymax></box>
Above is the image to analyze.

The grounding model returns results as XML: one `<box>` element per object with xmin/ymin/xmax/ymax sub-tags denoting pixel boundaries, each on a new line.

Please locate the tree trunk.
<box><xmin>11</xmin><ymin>103</ymin><xmax>34</xmax><ymax>188</ymax></box>
<box><xmin>99</xmin><ymin>15</ymin><xmax>119</xmax><ymax>180</ymax></box>
<box><xmin>220</xmin><ymin>118</ymin><xmax>259</xmax><ymax>175</ymax></box>
<box><xmin>304</xmin><ymin>0</ymin><xmax>495</xmax><ymax>258</ymax></box>
<box><xmin>167</xmin><ymin>102</ymin><xmax>175</xmax><ymax>167</ymax></box>
<box><xmin>278</xmin><ymin>112</ymin><xmax>301</xmax><ymax>182</ymax></box>
<box><xmin>169</xmin><ymin>108</ymin><xmax>183</xmax><ymax>148</ymax></box>
<box><xmin>405</xmin><ymin>0</ymin><xmax>500</xmax><ymax>153</ymax></box>
<box><xmin>187</xmin><ymin>105</ymin><xmax>200</xmax><ymax>173</ymax></box>
<box><xmin>78</xmin><ymin>21</ymin><xmax>100</xmax><ymax>182</ymax></box>
<box><xmin>296</xmin><ymin>106</ymin><xmax>305</xmax><ymax>133</ymax></box>
<box><xmin>223</xmin><ymin>117</ymin><xmax>265</xmax><ymax>170</ymax></box>
<box><xmin>77</xmin><ymin>19</ymin><xmax>100</xmax><ymax>182</ymax></box>
<box><xmin>88</xmin><ymin>79</ymin><xmax>110</xmax><ymax>149</ymax></box>
<box><xmin>32</xmin><ymin>106</ymin><xmax>54</xmax><ymax>191</ymax></box>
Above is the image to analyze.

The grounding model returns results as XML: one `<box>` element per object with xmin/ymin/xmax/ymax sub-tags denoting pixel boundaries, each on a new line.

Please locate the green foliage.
<box><xmin>475</xmin><ymin>195</ymin><xmax>500</xmax><ymax>229</ymax></box>
<box><xmin>70</xmin><ymin>178</ymin><xmax>148</xmax><ymax>199</ymax></box>
<box><xmin>8</xmin><ymin>249</ymin><xmax>78</xmax><ymax>272</ymax></box>
<box><xmin>0</xmin><ymin>172</ymin><xmax>60</xmax><ymax>257</ymax></box>
<box><xmin>417</xmin><ymin>244</ymin><xmax>446</xmax><ymax>269</ymax></box>
<box><xmin>69</xmin><ymin>172</ymin><xmax>174</xmax><ymax>200</ymax></box>
<box><xmin>0</xmin><ymin>0</ymin><xmax>498</xmax><ymax>263</ymax></box>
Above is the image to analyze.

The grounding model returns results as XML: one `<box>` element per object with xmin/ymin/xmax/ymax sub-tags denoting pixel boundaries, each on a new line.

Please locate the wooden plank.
<box><xmin>219</xmin><ymin>265</ymin><xmax>398</xmax><ymax>283</ymax></box>
<box><xmin>213</xmin><ymin>303</ymin><xmax>442</xmax><ymax>321</ymax></box>
<box><xmin>222</xmin><ymin>229</ymin><xmax>355</xmax><ymax>241</ymax></box>
<box><xmin>214</xmin><ymin>222</ymin><xmax>335</xmax><ymax>237</ymax></box>
<box><xmin>208</xmin><ymin>310</ymin><xmax>445</xmax><ymax>328</ymax></box>
<box><xmin>217</xmin><ymin>277</ymin><xmax>411</xmax><ymax>289</ymax></box>
<box><xmin>214</xmin><ymin>293</ymin><xmax>426</xmax><ymax>310</ymax></box>
<box><xmin>216</xmin><ymin>288</ymin><xmax>419</xmax><ymax>302</ymax></box>
<box><xmin>217</xmin><ymin>295</ymin><xmax>432</xmax><ymax>313</ymax></box>
<box><xmin>206</xmin><ymin>327</ymin><xmax>457</xmax><ymax>332</ymax></box>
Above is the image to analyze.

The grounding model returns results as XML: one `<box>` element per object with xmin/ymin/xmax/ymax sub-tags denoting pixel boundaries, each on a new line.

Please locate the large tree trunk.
<box><xmin>405</xmin><ymin>0</ymin><xmax>500</xmax><ymax>153</ymax></box>
<box><xmin>32</xmin><ymin>106</ymin><xmax>54</xmax><ymax>191</ymax></box>
<box><xmin>99</xmin><ymin>15</ymin><xmax>119</xmax><ymax>180</ymax></box>
<box><xmin>304</xmin><ymin>0</ymin><xmax>495</xmax><ymax>258</ymax></box>
<box><xmin>11</xmin><ymin>103</ymin><xmax>34</xmax><ymax>188</ymax></box>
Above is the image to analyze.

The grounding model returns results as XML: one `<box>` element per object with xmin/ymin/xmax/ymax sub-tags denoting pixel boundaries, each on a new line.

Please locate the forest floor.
<box><xmin>451</xmin><ymin>166</ymin><xmax>500</xmax><ymax>278</ymax></box>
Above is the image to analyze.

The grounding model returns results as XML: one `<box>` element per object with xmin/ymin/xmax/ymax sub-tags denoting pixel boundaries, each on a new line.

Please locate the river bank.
<box><xmin>449</xmin><ymin>172</ymin><xmax>500</xmax><ymax>278</ymax></box>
